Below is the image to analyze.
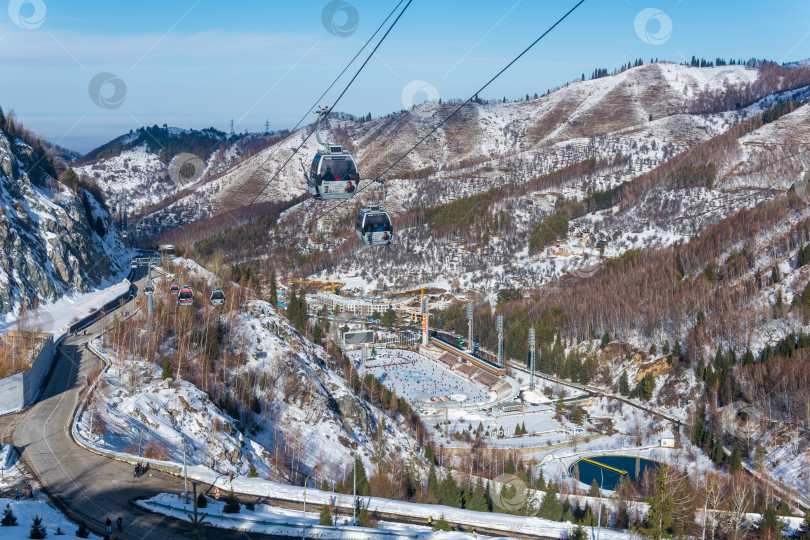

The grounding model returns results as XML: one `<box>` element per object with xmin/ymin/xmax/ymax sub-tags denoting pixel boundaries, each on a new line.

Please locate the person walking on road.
<box><xmin>116</xmin><ymin>515</ymin><xmax>122</xmax><ymax>531</ymax></box>
<box><xmin>14</xmin><ymin>488</ymin><xmax>19</xmax><ymax>500</ymax></box>
<box><xmin>105</xmin><ymin>517</ymin><xmax>112</xmax><ymax>533</ymax></box>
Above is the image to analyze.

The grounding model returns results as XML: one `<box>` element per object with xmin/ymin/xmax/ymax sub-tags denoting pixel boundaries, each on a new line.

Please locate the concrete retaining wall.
<box><xmin>0</xmin><ymin>277</ymin><xmax>134</xmax><ymax>417</ymax></box>
<box><xmin>0</xmin><ymin>334</ymin><xmax>54</xmax><ymax>415</ymax></box>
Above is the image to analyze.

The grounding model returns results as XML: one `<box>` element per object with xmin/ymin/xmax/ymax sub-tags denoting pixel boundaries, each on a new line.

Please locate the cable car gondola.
<box><xmin>144</xmin><ymin>283</ymin><xmax>155</xmax><ymax>295</ymax></box>
<box><xmin>355</xmin><ymin>178</ymin><xmax>394</xmax><ymax>246</ymax></box>
<box><xmin>177</xmin><ymin>285</ymin><xmax>194</xmax><ymax>306</ymax></box>
<box><xmin>210</xmin><ymin>288</ymin><xmax>225</xmax><ymax>306</ymax></box>
<box><xmin>169</xmin><ymin>283</ymin><xmax>180</xmax><ymax>295</ymax></box>
<box><xmin>303</xmin><ymin>105</ymin><xmax>359</xmax><ymax>201</ymax></box>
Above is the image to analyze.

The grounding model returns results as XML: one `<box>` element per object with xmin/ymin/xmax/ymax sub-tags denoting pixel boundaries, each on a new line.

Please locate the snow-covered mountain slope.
<box><xmin>0</xmin><ymin>124</ymin><xmax>127</xmax><ymax>316</ymax></box>
<box><xmin>87</xmin><ymin>295</ymin><xmax>426</xmax><ymax>484</ymax></box>
<box><xmin>131</xmin><ymin>61</ymin><xmax>810</xmax><ymax>242</ymax></box>
<box><xmin>74</xmin><ymin>126</ymin><xmax>285</xmax><ymax>217</ymax></box>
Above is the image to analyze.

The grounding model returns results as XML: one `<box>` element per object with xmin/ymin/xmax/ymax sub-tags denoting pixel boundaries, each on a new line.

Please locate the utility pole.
<box><xmin>421</xmin><ymin>296</ymin><xmax>429</xmax><ymax>346</ymax></box>
<box><xmin>229</xmin><ymin>118</ymin><xmax>235</xmax><ymax>137</ymax></box>
<box><xmin>353</xmin><ymin>459</ymin><xmax>357</xmax><ymax>525</ymax></box>
<box><xmin>467</xmin><ymin>302</ymin><xmax>474</xmax><ymax>352</ymax></box>
<box><xmin>529</xmin><ymin>327</ymin><xmax>536</xmax><ymax>391</ymax></box>
<box><xmin>496</xmin><ymin>314</ymin><xmax>504</xmax><ymax>367</ymax></box>
<box><xmin>701</xmin><ymin>483</ymin><xmax>712</xmax><ymax>540</ymax></box>
<box><xmin>183</xmin><ymin>436</ymin><xmax>188</xmax><ymax>503</ymax></box>
<box><xmin>265</xmin><ymin>119</ymin><xmax>270</xmax><ymax>134</ymax></box>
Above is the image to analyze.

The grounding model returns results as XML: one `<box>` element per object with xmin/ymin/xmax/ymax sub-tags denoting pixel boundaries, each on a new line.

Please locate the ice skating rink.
<box><xmin>355</xmin><ymin>348</ymin><xmax>491</xmax><ymax>408</ymax></box>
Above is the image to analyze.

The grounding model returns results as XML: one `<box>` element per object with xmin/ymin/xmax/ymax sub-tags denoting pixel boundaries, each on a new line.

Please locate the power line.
<box><xmin>225</xmin><ymin>0</ymin><xmax>411</xmax><ymax>230</ymax></box>
<box><xmin>312</xmin><ymin>0</ymin><xmax>586</xmax><ymax>224</ymax></box>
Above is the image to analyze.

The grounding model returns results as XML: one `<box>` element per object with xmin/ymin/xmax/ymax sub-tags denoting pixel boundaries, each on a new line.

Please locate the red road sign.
<box><xmin>214</xmin><ymin>487</ymin><xmax>220</xmax><ymax>500</ymax></box>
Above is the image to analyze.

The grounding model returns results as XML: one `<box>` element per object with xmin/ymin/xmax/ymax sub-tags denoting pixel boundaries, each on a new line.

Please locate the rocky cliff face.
<box><xmin>0</xmin><ymin>128</ymin><xmax>127</xmax><ymax>315</ymax></box>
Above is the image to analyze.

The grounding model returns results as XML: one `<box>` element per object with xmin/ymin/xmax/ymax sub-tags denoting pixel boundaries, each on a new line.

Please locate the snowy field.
<box><xmin>139</xmin><ymin>491</ymin><xmax>637</xmax><ymax>540</ymax></box>
<box><xmin>0</xmin><ymin>497</ymin><xmax>101</xmax><ymax>539</ymax></box>
<box><xmin>354</xmin><ymin>349</ymin><xmax>492</xmax><ymax>409</ymax></box>
<box><xmin>139</xmin><ymin>492</ymin><xmax>493</xmax><ymax>539</ymax></box>
<box><xmin>0</xmin><ymin>445</ymin><xmax>25</xmax><ymax>493</ymax></box>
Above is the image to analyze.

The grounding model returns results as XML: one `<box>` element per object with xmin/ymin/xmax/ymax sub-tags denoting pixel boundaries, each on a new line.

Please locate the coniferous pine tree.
<box><xmin>319</xmin><ymin>504</ymin><xmax>333</xmax><ymax>526</ymax></box>
<box><xmin>1</xmin><ymin>503</ymin><xmax>17</xmax><ymax>526</ymax></box>
<box><xmin>468</xmin><ymin>478</ymin><xmax>488</xmax><ymax>512</ymax></box>
<box><xmin>729</xmin><ymin>445</ymin><xmax>742</xmax><ymax>472</ymax></box>
<box><xmin>640</xmin><ymin>467</ymin><xmax>674</xmax><ymax>540</ymax></box>
<box><xmin>29</xmin><ymin>514</ymin><xmax>47</xmax><ymax>539</ymax></box>
<box><xmin>269</xmin><ymin>269</ymin><xmax>278</xmax><ymax>307</ymax></box>
<box><xmin>537</xmin><ymin>482</ymin><xmax>563</xmax><ymax>521</ymax></box>
<box><xmin>438</xmin><ymin>471</ymin><xmax>462</xmax><ymax>508</ymax></box>
<box><xmin>223</xmin><ymin>488</ymin><xmax>241</xmax><ymax>513</ymax></box>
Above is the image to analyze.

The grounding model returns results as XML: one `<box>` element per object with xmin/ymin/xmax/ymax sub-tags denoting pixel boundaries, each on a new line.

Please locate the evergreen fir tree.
<box><xmin>319</xmin><ymin>504</ymin><xmax>333</xmax><ymax>525</ymax></box>
<box><xmin>348</xmin><ymin>456</ymin><xmax>369</xmax><ymax>496</ymax></box>
<box><xmin>572</xmin><ymin>406</ymin><xmax>585</xmax><ymax>425</ymax></box>
<box><xmin>619</xmin><ymin>371</ymin><xmax>630</xmax><ymax>395</ymax></box>
<box><xmin>468</xmin><ymin>478</ymin><xmax>488</xmax><ymax>512</ymax></box>
<box><xmin>269</xmin><ymin>269</ymin><xmax>278</xmax><ymax>306</ymax></box>
<box><xmin>535</xmin><ymin>470</ymin><xmax>546</xmax><ymax>491</ymax></box>
<box><xmin>640</xmin><ymin>467</ymin><xmax>674</xmax><ymax>539</ymax></box>
<box><xmin>571</xmin><ymin>523</ymin><xmax>588</xmax><ymax>540</ymax></box>
<box><xmin>426</xmin><ymin>464</ymin><xmax>439</xmax><ymax>502</ymax></box>
<box><xmin>729</xmin><ymin>445</ymin><xmax>742</xmax><ymax>472</ymax></box>
<box><xmin>484</xmin><ymin>480</ymin><xmax>493</xmax><ymax>512</ymax></box>
<box><xmin>28</xmin><ymin>515</ymin><xmax>47</xmax><ymax>539</ymax></box>
<box><xmin>438</xmin><ymin>471</ymin><xmax>462</xmax><ymax>508</ymax></box>
<box><xmin>75</xmin><ymin>523</ymin><xmax>90</xmax><ymax>538</ymax></box>
<box><xmin>615</xmin><ymin>500</ymin><xmax>630</xmax><ymax>529</ymax></box>
<box><xmin>600</xmin><ymin>331</ymin><xmax>610</xmax><ymax>349</ymax></box>
<box><xmin>757</xmin><ymin>504</ymin><xmax>786</xmax><ymax>539</ymax></box>
<box><xmin>247</xmin><ymin>464</ymin><xmax>258</xmax><ymax>478</ymax></box>
<box><xmin>357</xmin><ymin>506</ymin><xmax>372</xmax><ymax>527</ymax></box>
<box><xmin>504</xmin><ymin>455</ymin><xmax>516</xmax><ymax>474</ymax></box>
<box><xmin>197</xmin><ymin>492</ymin><xmax>208</xmax><ymax>508</ymax></box>
<box><xmin>312</xmin><ymin>323</ymin><xmax>323</xmax><ymax>344</ymax></box>
<box><xmin>320</xmin><ymin>479</ymin><xmax>330</xmax><ymax>491</ymax></box>
<box><xmin>161</xmin><ymin>357</ymin><xmax>173</xmax><ymax>379</ymax></box>
<box><xmin>537</xmin><ymin>482</ymin><xmax>563</xmax><ymax>521</ymax></box>
<box><xmin>433</xmin><ymin>514</ymin><xmax>451</xmax><ymax>531</ymax></box>
<box><xmin>1</xmin><ymin>503</ymin><xmax>18</xmax><ymax>526</ymax></box>
<box><xmin>223</xmin><ymin>488</ymin><xmax>241</xmax><ymax>513</ymax></box>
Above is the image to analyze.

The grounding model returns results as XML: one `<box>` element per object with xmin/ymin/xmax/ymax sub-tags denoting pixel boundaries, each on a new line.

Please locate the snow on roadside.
<box><xmin>0</xmin><ymin>445</ymin><xmax>24</xmax><ymax>492</ymax></box>
<box><xmin>138</xmin><ymin>492</ymin><xmax>489</xmax><ymax>539</ymax></box>
<box><xmin>0</xmin><ymin>497</ymin><xmax>102</xmax><ymax>539</ymax></box>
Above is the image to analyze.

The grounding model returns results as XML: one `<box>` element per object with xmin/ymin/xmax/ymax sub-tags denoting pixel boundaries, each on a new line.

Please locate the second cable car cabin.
<box><xmin>355</xmin><ymin>208</ymin><xmax>393</xmax><ymax>246</ymax></box>
<box><xmin>210</xmin><ymin>288</ymin><xmax>225</xmax><ymax>306</ymax></box>
<box><xmin>177</xmin><ymin>285</ymin><xmax>194</xmax><ymax>306</ymax></box>
<box><xmin>308</xmin><ymin>147</ymin><xmax>359</xmax><ymax>200</ymax></box>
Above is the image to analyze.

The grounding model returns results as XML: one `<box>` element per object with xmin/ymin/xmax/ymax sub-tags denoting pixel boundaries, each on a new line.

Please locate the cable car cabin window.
<box><xmin>310</xmin><ymin>154</ymin><xmax>320</xmax><ymax>181</ymax></box>
<box><xmin>319</xmin><ymin>157</ymin><xmax>357</xmax><ymax>181</ymax></box>
<box><xmin>362</xmin><ymin>213</ymin><xmax>391</xmax><ymax>233</ymax></box>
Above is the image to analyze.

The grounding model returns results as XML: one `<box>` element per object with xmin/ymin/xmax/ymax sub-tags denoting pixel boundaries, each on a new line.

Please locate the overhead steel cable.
<box><xmin>311</xmin><ymin>0</ymin><xmax>586</xmax><ymax>224</ymax></box>
<box><xmin>227</xmin><ymin>0</ymin><xmax>412</xmax><ymax>229</ymax></box>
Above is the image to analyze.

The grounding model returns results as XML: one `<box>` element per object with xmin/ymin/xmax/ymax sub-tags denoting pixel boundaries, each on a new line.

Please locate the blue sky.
<box><xmin>2</xmin><ymin>0</ymin><xmax>810</xmax><ymax>153</ymax></box>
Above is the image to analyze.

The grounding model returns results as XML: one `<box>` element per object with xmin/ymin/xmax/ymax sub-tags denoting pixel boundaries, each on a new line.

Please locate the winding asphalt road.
<box><xmin>0</xmin><ymin>270</ymin><xmax>578</xmax><ymax>540</ymax></box>
<box><xmin>0</xmin><ymin>270</ymin><xmax>288</xmax><ymax>539</ymax></box>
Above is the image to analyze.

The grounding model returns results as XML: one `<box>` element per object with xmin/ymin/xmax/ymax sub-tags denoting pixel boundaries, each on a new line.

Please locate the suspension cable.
<box><xmin>312</xmin><ymin>0</ymin><xmax>586</xmax><ymax>224</ymax></box>
<box><xmin>227</xmin><ymin>0</ymin><xmax>413</xmax><ymax>229</ymax></box>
